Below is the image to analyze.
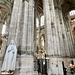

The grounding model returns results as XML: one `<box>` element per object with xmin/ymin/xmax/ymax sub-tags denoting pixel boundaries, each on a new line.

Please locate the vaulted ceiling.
<box><xmin>0</xmin><ymin>4</ymin><xmax>8</xmax><ymax>23</ymax></box>
<box><xmin>62</xmin><ymin>0</ymin><xmax>75</xmax><ymax>16</ymax></box>
<box><xmin>35</xmin><ymin>0</ymin><xmax>43</xmax><ymax>14</ymax></box>
<box><xmin>0</xmin><ymin>0</ymin><xmax>14</xmax><ymax>23</ymax></box>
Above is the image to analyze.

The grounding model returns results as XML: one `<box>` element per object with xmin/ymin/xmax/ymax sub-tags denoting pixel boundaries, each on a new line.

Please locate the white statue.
<box><xmin>1</xmin><ymin>40</ymin><xmax>17</xmax><ymax>73</ymax></box>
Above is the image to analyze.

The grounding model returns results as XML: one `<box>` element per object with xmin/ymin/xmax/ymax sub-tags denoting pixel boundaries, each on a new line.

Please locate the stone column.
<box><xmin>43</xmin><ymin>0</ymin><xmax>75</xmax><ymax>74</ymax></box>
<box><xmin>63</xmin><ymin>15</ymin><xmax>75</xmax><ymax>57</ymax></box>
<box><xmin>38</xmin><ymin>16</ymin><xmax>41</xmax><ymax>53</ymax></box>
<box><xmin>54</xmin><ymin>0</ymin><xmax>74</xmax><ymax>57</ymax></box>
<box><xmin>43</xmin><ymin>0</ymin><xmax>61</xmax><ymax>74</ymax></box>
<box><xmin>8</xmin><ymin>0</ymin><xmax>22</xmax><ymax>46</ymax></box>
<box><xmin>43</xmin><ymin>0</ymin><xmax>71</xmax><ymax>75</ymax></box>
<box><xmin>26</xmin><ymin>0</ymin><xmax>34</xmax><ymax>53</ymax></box>
<box><xmin>20</xmin><ymin>0</ymin><xmax>34</xmax><ymax>54</ymax></box>
<box><xmin>21</xmin><ymin>1</ymin><xmax>29</xmax><ymax>53</ymax></box>
<box><xmin>43</xmin><ymin>0</ymin><xmax>59</xmax><ymax>56</ymax></box>
<box><xmin>54</xmin><ymin>1</ymin><xmax>69</xmax><ymax>56</ymax></box>
<box><xmin>43</xmin><ymin>0</ymin><xmax>75</xmax><ymax>58</ymax></box>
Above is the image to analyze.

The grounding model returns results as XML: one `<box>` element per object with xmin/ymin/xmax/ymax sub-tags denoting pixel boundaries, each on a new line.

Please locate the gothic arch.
<box><xmin>61</xmin><ymin>0</ymin><xmax>75</xmax><ymax>16</ymax></box>
<box><xmin>0</xmin><ymin>4</ymin><xmax>9</xmax><ymax>23</ymax></box>
<box><xmin>0</xmin><ymin>0</ymin><xmax>13</xmax><ymax>14</ymax></box>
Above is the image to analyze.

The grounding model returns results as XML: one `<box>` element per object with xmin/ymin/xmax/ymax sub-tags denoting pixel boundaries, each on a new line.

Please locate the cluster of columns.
<box><xmin>43</xmin><ymin>0</ymin><xmax>75</xmax><ymax>74</ymax></box>
<box><xmin>0</xmin><ymin>0</ymin><xmax>75</xmax><ymax>74</ymax></box>
<box><xmin>5</xmin><ymin>0</ymin><xmax>34</xmax><ymax>75</ymax></box>
<box><xmin>21</xmin><ymin>0</ymin><xmax>34</xmax><ymax>54</ymax></box>
<box><xmin>8</xmin><ymin>0</ymin><xmax>34</xmax><ymax>54</ymax></box>
<box><xmin>43</xmin><ymin>0</ymin><xmax>74</xmax><ymax>57</ymax></box>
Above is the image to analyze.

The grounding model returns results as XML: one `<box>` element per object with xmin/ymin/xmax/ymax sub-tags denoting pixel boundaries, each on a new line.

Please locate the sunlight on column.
<box><xmin>36</xmin><ymin>18</ymin><xmax>39</xmax><ymax>27</ymax></box>
<box><xmin>2</xmin><ymin>23</ymin><xmax>6</xmax><ymax>35</ymax></box>
<box><xmin>41</xmin><ymin>15</ymin><xmax>44</xmax><ymax>26</ymax></box>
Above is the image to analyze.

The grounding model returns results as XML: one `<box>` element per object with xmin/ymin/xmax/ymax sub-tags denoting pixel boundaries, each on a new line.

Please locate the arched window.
<box><xmin>40</xmin><ymin>15</ymin><xmax>44</xmax><ymax>26</ymax></box>
<box><xmin>36</xmin><ymin>18</ymin><xmax>39</xmax><ymax>27</ymax></box>
<box><xmin>68</xmin><ymin>10</ymin><xmax>75</xmax><ymax>44</ymax></box>
<box><xmin>0</xmin><ymin>23</ymin><xmax>7</xmax><ymax>49</ymax></box>
<box><xmin>70</xmin><ymin>10</ymin><xmax>75</xmax><ymax>22</ymax></box>
<box><xmin>70</xmin><ymin>10</ymin><xmax>75</xmax><ymax>16</ymax></box>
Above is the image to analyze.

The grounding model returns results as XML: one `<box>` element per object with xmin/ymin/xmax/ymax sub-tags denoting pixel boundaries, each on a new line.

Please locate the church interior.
<box><xmin>0</xmin><ymin>0</ymin><xmax>75</xmax><ymax>75</ymax></box>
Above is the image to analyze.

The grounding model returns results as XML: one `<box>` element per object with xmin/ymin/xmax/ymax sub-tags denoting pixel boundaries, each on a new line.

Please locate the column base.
<box><xmin>15</xmin><ymin>54</ymin><xmax>34</xmax><ymax>75</ymax></box>
<box><xmin>48</xmin><ymin>57</ymin><xmax>75</xmax><ymax>75</ymax></box>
